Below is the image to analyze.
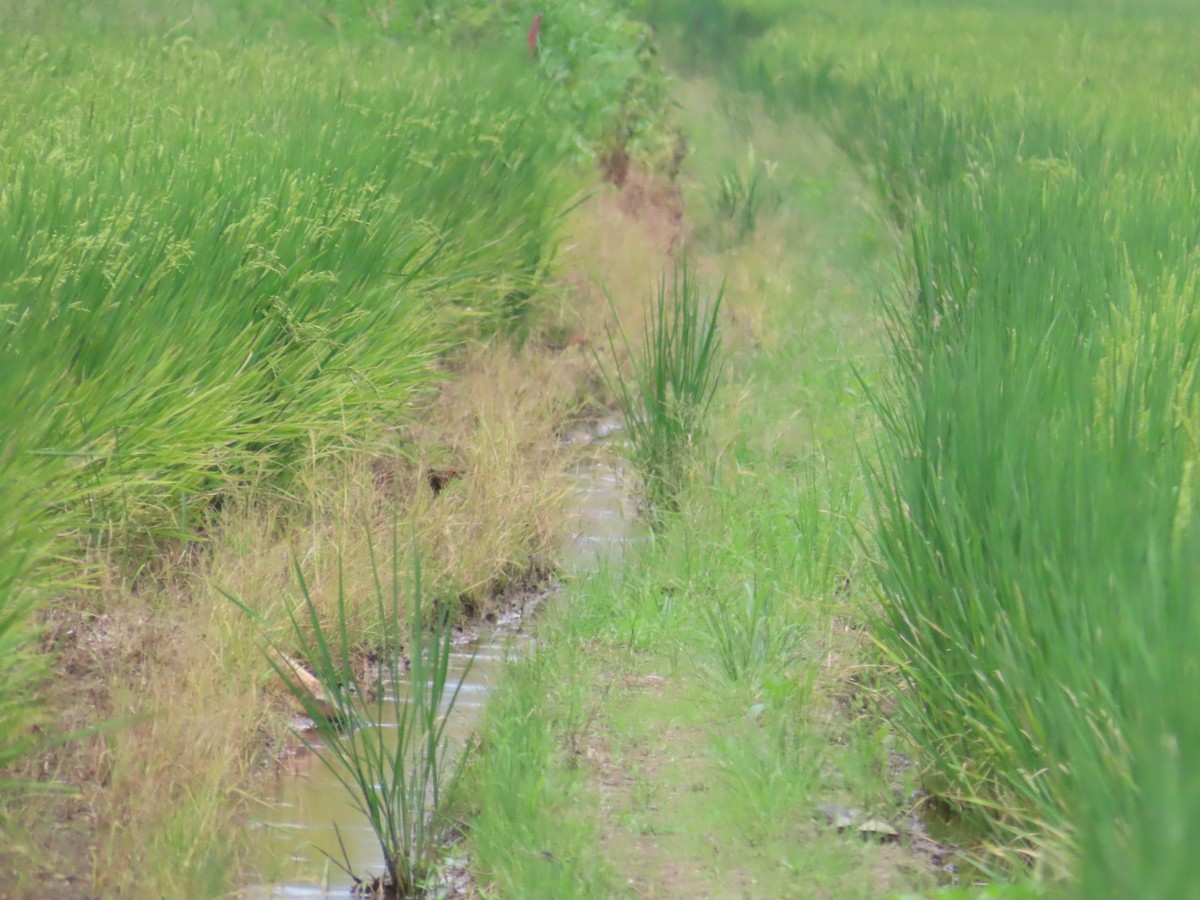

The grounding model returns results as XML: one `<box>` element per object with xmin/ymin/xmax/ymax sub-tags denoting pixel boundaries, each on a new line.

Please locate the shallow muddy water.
<box><xmin>244</xmin><ymin>424</ymin><xmax>641</xmax><ymax>898</ymax></box>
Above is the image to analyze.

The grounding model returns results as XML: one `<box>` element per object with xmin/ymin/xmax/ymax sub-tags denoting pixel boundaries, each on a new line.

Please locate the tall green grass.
<box><xmin>648</xmin><ymin>0</ymin><xmax>1200</xmax><ymax>894</ymax></box>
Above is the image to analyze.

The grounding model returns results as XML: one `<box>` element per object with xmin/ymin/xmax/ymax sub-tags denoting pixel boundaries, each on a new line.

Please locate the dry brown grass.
<box><xmin>0</xmin><ymin>175</ymin><xmax>683</xmax><ymax>898</ymax></box>
<box><xmin>10</xmin><ymin>581</ymin><xmax>277</xmax><ymax>898</ymax></box>
<box><xmin>552</xmin><ymin>175</ymin><xmax>685</xmax><ymax>350</ymax></box>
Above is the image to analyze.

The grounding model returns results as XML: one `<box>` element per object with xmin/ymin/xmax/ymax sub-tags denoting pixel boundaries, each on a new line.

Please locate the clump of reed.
<box><xmin>602</xmin><ymin>259</ymin><xmax>724</xmax><ymax>526</ymax></box>
<box><xmin>234</xmin><ymin>534</ymin><xmax>469</xmax><ymax>898</ymax></box>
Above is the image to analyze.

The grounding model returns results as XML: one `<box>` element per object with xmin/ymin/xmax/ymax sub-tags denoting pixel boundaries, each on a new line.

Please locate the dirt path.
<box><xmin>587</xmin><ymin>673</ymin><xmax>774</xmax><ymax>899</ymax></box>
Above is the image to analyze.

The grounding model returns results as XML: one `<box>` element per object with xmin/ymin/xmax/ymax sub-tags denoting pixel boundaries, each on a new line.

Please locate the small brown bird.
<box><xmin>427</xmin><ymin>467</ymin><xmax>464</xmax><ymax>496</ymax></box>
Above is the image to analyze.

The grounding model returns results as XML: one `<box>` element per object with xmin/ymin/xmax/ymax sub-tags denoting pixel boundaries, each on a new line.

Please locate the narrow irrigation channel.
<box><xmin>246</xmin><ymin>421</ymin><xmax>643</xmax><ymax>898</ymax></box>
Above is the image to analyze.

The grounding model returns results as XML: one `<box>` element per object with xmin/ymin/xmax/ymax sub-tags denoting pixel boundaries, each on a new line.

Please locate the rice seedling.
<box><xmin>601</xmin><ymin>259</ymin><xmax>724</xmax><ymax>526</ymax></box>
<box><xmin>232</xmin><ymin>531</ymin><xmax>470</xmax><ymax>898</ymax></box>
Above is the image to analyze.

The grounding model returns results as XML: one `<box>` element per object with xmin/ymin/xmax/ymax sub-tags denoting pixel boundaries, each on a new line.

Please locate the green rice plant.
<box><xmin>602</xmin><ymin>259</ymin><xmax>724</xmax><ymax>526</ymax></box>
<box><xmin>0</xmin><ymin>412</ymin><xmax>59</xmax><ymax>792</ymax></box>
<box><xmin>0</xmin><ymin>35</ymin><xmax>567</xmax><ymax>544</ymax></box>
<box><xmin>0</xmin><ymin>595</ymin><xmax>44</xmax><ymax>788</ymax></box>
<box><xmin>232</xmin><ymin>533</ymin><xmax>469</xmax><ymax>897</ymax></box>
<box><xmin>0</xmin><ymin>27</ymin><xmax>569</xmax><ymax>785</ymax></box>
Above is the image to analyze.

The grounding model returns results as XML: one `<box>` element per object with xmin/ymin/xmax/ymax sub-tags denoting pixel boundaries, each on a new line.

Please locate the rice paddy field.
<box><xmin>0</xmin><ymin>0</ymin><xmax>672</xmax><ymax>894</ymax></box>
<box><xmin>648</xmin><ymin>0</ymin><xmax>1200</xmax><ymax>894</ymax></box>
<box><xmin>5</xmin><ymin>0</ymin><xmax>1200</xmax><ymax>897</ymax></box>
<box><xmin>0</xmin><ymin>4</ymin><xmax>566</xmax><ymax>755</ymax></box>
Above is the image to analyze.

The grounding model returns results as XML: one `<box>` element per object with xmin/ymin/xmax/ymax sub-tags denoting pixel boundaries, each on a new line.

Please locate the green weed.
<box><xmin>701</xmin><ymin>580</ymin><xmax>803</xmax><ymax>684</ymax></box>
<box><xmin>465</xmin><ymin>617</ymin><xmax>615</xmax><ymax>899</ymax></box>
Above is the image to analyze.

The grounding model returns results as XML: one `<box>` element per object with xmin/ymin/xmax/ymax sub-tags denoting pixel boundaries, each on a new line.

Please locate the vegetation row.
<box><xmin>648</xmin><ymin>0</ymin><xmax>1200</xmax><ymax>895</ymax></box>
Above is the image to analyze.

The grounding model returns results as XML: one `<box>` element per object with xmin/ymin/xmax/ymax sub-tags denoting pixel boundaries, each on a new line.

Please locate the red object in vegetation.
<box><xmin>528</xmin><ymin>13</ymin><xmax>543</xmax><ymax>60</ymax></box>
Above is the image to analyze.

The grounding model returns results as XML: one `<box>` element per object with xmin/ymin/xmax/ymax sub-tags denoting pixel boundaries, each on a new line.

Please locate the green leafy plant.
<box><xmin>602</xmin><ymin>259</ymin><xmax>724</xmax><ymax>527</ymax></box>
<box><xmin>231</xmin><ymin>533</ymin><xmax>470</xmax><ymax>897</ymax></box>
<box><xmin>517</xmin><ymin>1</ymin><xmax>680</xmax><ymax>176</ymax></box>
